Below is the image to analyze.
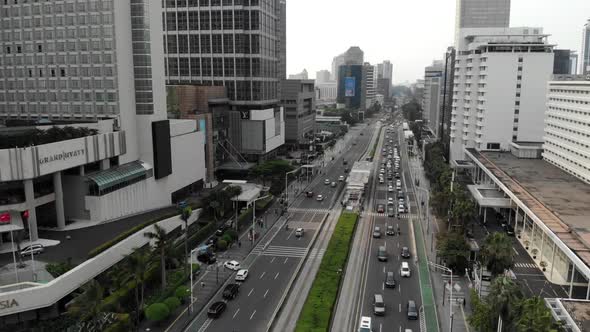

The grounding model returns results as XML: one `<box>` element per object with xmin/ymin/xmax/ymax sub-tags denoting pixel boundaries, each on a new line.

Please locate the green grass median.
<box><xmin>295</xmin><ymin>211</ymin><xmax>358</xmax><ymax>332</ymax></box>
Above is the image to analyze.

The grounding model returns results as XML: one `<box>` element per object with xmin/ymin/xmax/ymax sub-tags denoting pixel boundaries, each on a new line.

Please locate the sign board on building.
<box><xmin>344</xmin><ymin>77</ymin><xmax>356</xmax><ymax>97</ymax></box>
<box><xmin>240</xmin><ymin>110</ymin><xmax>250</xmax><ymax>120</ymax></box>
<box><xmin>37</xmin><ymin>139</ymin><xmax>87</xmax><ymax>175</ymax></box>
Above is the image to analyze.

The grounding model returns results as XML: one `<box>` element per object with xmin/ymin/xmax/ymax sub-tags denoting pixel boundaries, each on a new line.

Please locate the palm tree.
<box><xmin>144</xmin><ymin>224</ymin><xmax>169</xmax><ymax>290</ymax></box>
<box><xmin>481</xmin><ymin>232</ymin><xmax>514</xmax><ymax>276</ymax></box>
<box><xmin>487</xmin><ymin>276</ymin><xmax>523</xmax><ymax>330</ymax></box>
<box><xmin>516</xmin><ymin>297</ymin><xmax>559</xmax><ymax>332</ymax></box>
<box><xmin>68</xmin><ymin>279</ymin><xmax>105</xmax><ymax>324</ymax></box>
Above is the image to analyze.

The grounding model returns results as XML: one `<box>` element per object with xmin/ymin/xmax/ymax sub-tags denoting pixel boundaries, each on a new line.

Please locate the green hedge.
<box><xmin>255</xmin><ymin>195</ymin><xmax>274</xmax><ymax>211</ymax></box>
<box><xmin>295</xmin><ymin>212</ymin><xmax>358</xmax><ymax>332</ymax></box>
<box><xmin>145</xmin><ymin>268</ymin><xmax>192</xmax><ymax>307</ymax></box>
<box><xmin>88</xmin><ymin>211</ymin><xmax>178</xmax><ymax>258</ymax></box>
<box><xmin>186</xmin><ymin>222</ymin><xmax>217</xmax><ymax>249</ymax></box>
<box><xmin>103</xmin><ymin>313</ymin><xmax>131</xmax><ymax>332</ymax></box>
<box><xmin>100</xmin><ymin>262</ymin><xmax>161</xmax><ymax>312</ymax></box>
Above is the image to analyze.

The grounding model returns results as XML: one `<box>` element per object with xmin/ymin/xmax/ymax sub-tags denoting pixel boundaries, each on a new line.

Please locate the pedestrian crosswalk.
<box><xmin>514</xmin><ymin>262</ymin><xmax>538</xmax><ymax>269</ymax></box>
<box><xmin>252</xmin><ymin>245</ymin><xmax>308</xmax><ymax>258</ymax></box>
<box><xmin>308</xmin><ymin>248</ymin><xmax>326</xmax><ymax>260</ymax></box>
<box><xmin>366</xmin><ymin>212</ymin><xmax>416</xmax><ymax>219</ymax></box>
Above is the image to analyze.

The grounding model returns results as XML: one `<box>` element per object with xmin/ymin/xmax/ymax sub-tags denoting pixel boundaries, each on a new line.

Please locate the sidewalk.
<box><xmin>408</xmin><ymin>144</ymin><xmax>471</xmax><ymax>332</ymax></box>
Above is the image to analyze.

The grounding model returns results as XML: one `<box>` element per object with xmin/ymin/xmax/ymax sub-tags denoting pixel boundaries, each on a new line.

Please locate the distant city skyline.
<box><xmin>286</xmin><ymin>0</ymin><xmax>590</xmax><ymax>83</ymax></box>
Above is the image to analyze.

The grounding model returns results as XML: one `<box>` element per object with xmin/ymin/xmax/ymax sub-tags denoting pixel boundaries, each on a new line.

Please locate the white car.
<box><xmin>295</xmin><ymin>228</ymin><xmax>304</xmax><ymax>237</ymax></box>
<box><xmin>358</xmin><ymin>316</ymin><xmax>373</xmax><ymax>332</ymax></box>
<box><xmin>379</xmin><ymin>178</ymin><xmax>384</xmax><ymax>184</ymax></box>
<box><xmin>339</xmin><ymin>175</ymin><xmax>345</xmax><ymax>182</ymax></box>
<box><xmin>235</xmin><ymin>269</ymin><xmax>249</xmax><ymax>281</ymax></box>
<box><xmin>400</xmin><ymin>262</ymin><xmax>411</xmax><ymax>277</ymax></box>
<box><xmin>388</xmin><ymin>186</ymin><xmax>394</xmax><ymax>192</ymax></box>
<box><xmin>387</xmin><ymin>197</ymin><xmax>394</xmax><ymax>205</ymax></box>
<box><xmin>20</xmin><ymin>244</ymin><xmax>44</xmax><ymax>256</ymax></box>
<box><xmin>224</xmin><ymin>260</ymin><xmax>241</xmax><ymax>271</ymax></box>
<box><xmin>324</xmin><ymin>179</ymin><xmax>330</xmax><ymax>185</ymax></box>
<box><xmin>316</xmin><ymin>194</ymin><xmax>324</xmax><ymax>201</ymax></box>
<box><xmin>398</xmin><ymin>204</ymin><xmax>406</xmax><ymax>214</ymax></box>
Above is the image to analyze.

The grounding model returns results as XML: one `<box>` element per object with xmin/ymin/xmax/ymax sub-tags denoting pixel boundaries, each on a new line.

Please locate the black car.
<box><xmin>401</xmin><ymin>246</ymin><xmax>411</xmax><ymax>259</ymax></box>
<box><xmin>503</xmin><ymin>223</ymin><xmax>515</xmax><ymax>236</ymax></box>
<box><xmin>207</xmin><ymin>301</ymin><xmax>227</xmax><ymax>318</ymax></box>
<box><xmin>222</xmin><ymin>283</ymin><xmax>240</xmax><ymax>300</ymax></box>
<box><xmin>197</xmin><ymin>252</ymin><xmax>217</xmax><ymax>265</ymax></box>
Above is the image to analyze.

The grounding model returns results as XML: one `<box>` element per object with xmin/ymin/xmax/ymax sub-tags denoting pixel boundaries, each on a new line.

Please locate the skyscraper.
<box><xmin>331</xmin><ymin>46</ymin><xmax>364</xmax><ymax>82</ymax></box>
<box><xmin>423</xmin><ymin>60</ymin><xmax>444</xmax><ymax>138</ymax></box>
<box><xmin>454</xmin><ymin>0</ymin><xmax>511</xmax><ymax>45</ymax></box>
<box><xmin>162</xmin><ymin>0</ymin><xmax>283</xmax><ymax>109</ymax></box>
<box><xmin>162</xmin><ymin>0</ymin><xmax>286</xmax><ymax>160</ymax></box>
<box><xmin>581</xmin><ymin>19</ymin><xmax>590</xmax><ymax>75</ymax></box>
<box><xmin>377</xmin><ymin>60</ymin><xmax>393</xmax><ymax>80</ymax></box>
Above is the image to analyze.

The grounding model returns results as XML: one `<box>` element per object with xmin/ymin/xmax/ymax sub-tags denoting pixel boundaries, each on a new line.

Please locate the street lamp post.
<box><xmin>428</xmin><ymin>261</ymin><xmax>454</xmax><ymax>332</ymax></box>
<box><xmin>189</xmin><ymin>248</ymin><xmax>198</xmax><ymax>314</ymax></box>
<box><xmin>284</xmin><ymin>168</ymin><xmax>300</xmax><ymax>212</ymax></box>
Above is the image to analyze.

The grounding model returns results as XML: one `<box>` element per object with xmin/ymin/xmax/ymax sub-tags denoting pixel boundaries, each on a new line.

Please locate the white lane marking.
<box><xmin>399</xmin><ymin>284</ymin><xmax>401</xmax><ymax>293</ymax></box>
<box><xmin>399</xmin><ymin>326</ymin><xmax>402</xmax><ymax>332</ymax></box>
<box><xmin>248</xmin><ymin>288</ymin><xmax>254</xmax><ymax>297</ymax></box>
<box><xmin>274</xmin><ymin>272</ymin><xmax>280</xmax><ymax>280</ymax></box>
<box><xmin>264</xmin><ymin>289</ymin><xmax>269</xmax><ymax>298</ymax></box>
<box><xmin>270</xmin><ymin>257</ymin><xmax>276</xmax><ymax>263</ymax></box>
<box><xmin>233</xmin><ymin>308</ymin><xmax>240</xmax><ymax>319</ymax></box>
<box><xmin>259</xmin><ymin>271</ymin><xmax>266</xmax><ymax>279</ymax></box>
<box><xmin>382</xmin><ymin>282</ymin><xmax>384</xmax><ymax>290</ymax></box>
<box><xmin>380</xmin><ymin>323</ymin><xmax>383</xmax><ymax>332</ymax></box>
<box><xmin>284</xmin><ymin>257</ymin><xmax>289</xmax><ymax>264</ymax></box>
<box><xmin>383</xmin><ymin>266</ymin><xmax>386</xmax><ymax>273</ymax></box>
<box><xmin>250</xmin><ymin>310</ymin><xmax>256</xmax><ymax>320</ymax></box>
<box><xmin>286</xmin><ymin>229</ymin><xmax>295</xmax><ymax>240</ymax></box>
<box><xmin>397</xmin><ymin>242</ymin><xmax>400</xmax><ymax>248</ymax></box>
<box><xmin>513</xmin><ymin>247</ymin><xmax>519</xmax><ymax>255</ymax></box>
<box><xmin>399</xmin><ymin>303</ymin><xmax>402</xmax><ymax>312</ymax></box>
<box><xmin>384</xmin><ymin>241</ymin><xmax>387</xmax><ymax>249</ymax></box>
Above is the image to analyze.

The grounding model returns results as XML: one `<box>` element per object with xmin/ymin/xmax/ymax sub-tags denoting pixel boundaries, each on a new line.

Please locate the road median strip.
<box><xmin>294</xmin><ymin>212</ymin><xmax>359</xmax><ymax>332</ymax></box>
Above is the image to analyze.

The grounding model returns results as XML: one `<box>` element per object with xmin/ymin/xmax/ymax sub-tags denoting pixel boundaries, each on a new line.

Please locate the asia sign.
<box><xmin>0</xmin><ymin>299</ymin><xmax>19</xmax><ymax>310</ymax></box>
<box><xmin>344</xmin><ymin>77</ymin><xmax>356</xmax><ymax>97</ymax></box>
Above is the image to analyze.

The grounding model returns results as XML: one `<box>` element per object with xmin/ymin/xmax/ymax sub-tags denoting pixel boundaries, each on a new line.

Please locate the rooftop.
<box><xmin>467</xmin><ymin>149</ymin><xmax>590</xmax><ymax>266</ymax></box>
<box><xmin>561</xmin><ymin>299</ymin><xmax>590</xmax><ymax>332</ymax></box>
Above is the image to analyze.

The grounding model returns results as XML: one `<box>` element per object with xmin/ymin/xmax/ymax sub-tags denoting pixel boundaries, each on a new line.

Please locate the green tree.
<box><xmin>68</xmin><ymin>279</ymin><xmax>105</xmax><ymax>324</ymax></box>
<box><xmin>487</xmin><ymin>276</ymin><xmax>523</xmax><ymax>330</ymax></box>
<box><xmin>340</xmin><ymin>109</ymin><xmax>358</xmax><ymax>125</ymax></box>
<box><xmin>436</xmin><ymin>231</ymin><xmax>470</xmax><ymax>274</ymax></box>
<box><xmin>480</xmin><ymin>232</ymin><xmax>514</xmax><ymax>276</ymax></box>
<box><xmin>450</xmin><ymin>186</ymin><xmax>476</xmax><ymax>229</ymax></box>
<box><xmin>401</xmin><ymin>100</ymin><xmax>423</xmax><ymax>122</ymax></box>
<box><xmin>144</xmin><ymin>224</ymin><xmax>170</xmax><ymax>290</ymax></box>
<box><xmin>163</xmin><ymin>297</ymin><xmax>181</xmax><ymax>312</ymax></box>
<box><xmin>467</xmin><ymin>289</ymin><xmax>493</xmax><ymax>332</ymax></box>
<box><xmin>144</xmin><ymin>303</ymin><xmax>170</xmax><ymax>322</ymax></box>
<box><xmin>516</xmin><ymin>297</ymin><xmax>559</xmax><ymax>332</ymax></box>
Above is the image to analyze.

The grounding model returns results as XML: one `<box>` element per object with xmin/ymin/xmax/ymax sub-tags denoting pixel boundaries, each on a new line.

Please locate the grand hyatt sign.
<box><xmin>39</xmin><ymin>149</ymin><xmax>85</xmax><ymax>165</ymax></box>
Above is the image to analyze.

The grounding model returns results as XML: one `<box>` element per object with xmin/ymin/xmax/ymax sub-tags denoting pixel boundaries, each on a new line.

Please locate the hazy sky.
<box><xmin>286</xmin><ymin>0</ymin><xmax>590</xmax><ymax>84</ymax></box>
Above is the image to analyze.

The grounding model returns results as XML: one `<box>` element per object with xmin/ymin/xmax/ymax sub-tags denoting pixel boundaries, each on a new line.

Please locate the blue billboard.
<box><xmin>344</xmin><ymin>77</ymin><xmax>356</xmax><ymax>97</ymax></box>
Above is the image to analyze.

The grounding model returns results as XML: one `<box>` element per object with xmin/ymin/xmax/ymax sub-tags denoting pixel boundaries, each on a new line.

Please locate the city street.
<box><xmin>183</xmin><ymin>122</ymin><xmax>377</xmax><ymax>332</ymax></box>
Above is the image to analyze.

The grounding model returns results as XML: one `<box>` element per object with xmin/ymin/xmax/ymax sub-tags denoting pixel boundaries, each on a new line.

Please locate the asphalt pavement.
<box><xmin>184</xmin><ymin>123</ymin><xmax>376</xmax><ymax>332</ymax></box>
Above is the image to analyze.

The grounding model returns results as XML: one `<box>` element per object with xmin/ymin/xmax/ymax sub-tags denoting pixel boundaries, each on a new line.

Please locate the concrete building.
<box><xmin>554</xmin><ymin>50</ymin><xmax>579</xmax><ymax>75</ymax></box>
<box><xmin>331</xmin><ymin>46</ymin><xmax>364</xmax><ymax>82</ymax></box>
<box><xmin>0</xmin><ymin>0</ymin><xmax>206</xmax><ymax>241</ymax></box>
<box><xmin>337</xmin><ymin>65</ymin><xmax>363</xmax><ymax>110</ymax></box>
<box><xmin>449</xmin><ymin>27</ymin><xmax>554</xmax><ymax>161</ymax></box>
<box><xmin>315</xmin><ymin>70</ymin><xmax>331</xmax><ymax>84</ymax></box>
<box><xmin>363</xmin><ymin>63</ymin><xmax>377</xmax><ymax>109</ymax></box>
<box><xmin>543</xmin><ymin>75</ymin><xmax>590</xmax><ymax>184</ymax></box>
<box><xmin>454</xmin><ymin>0</ymin><xmax>511</xmax><ymax>46</ymax></box>
<box><xmin>289</xmin><ymin>69</ymin><xmax>309</xmax><ymax>80</ymax></box>
<box><xmin>280</xmin><ymin>80</ymin><xmax>316</xmax><ymax>146</ymax></box>
<box><xmin>441</xmin><ymin>47</ymin><xmax>457</xmax><ymax>157</ymax></box>
<box><xmin>162</xmin><ymin>0</ymin><xmax>285</xmax><ymax>161</ymax></box>
<box><xmin>464</xmin><ymin>148</ymin><xmax>590</xmax><ymax>302</ymax></box>
<box><xmin>581</xmin><ymin>19</ymin><xmax>590</xmax><ymax>75</ymax></box>
<box><xmin>377</xmin><ymin>78</ymin><xmax>391</xmax><ymax>102</ymax></box>
<box><xmin>412</xmin><ymin>79</ymin><xmax>425</xmax><ymax>105</ymax></box>
<box><xmin>315</xmin><ymin>82</ymin><xmax>338</xmax><ymax>102</ymax></box>
<box><xmin>423</xmin><ymin>60</ymin><xmax>444</xmax><ymax>137</ymax></box>
<box><xmin>377</xmin><ymin>60</ymin><xmax>394</xmax><ymax>80</ymax></box>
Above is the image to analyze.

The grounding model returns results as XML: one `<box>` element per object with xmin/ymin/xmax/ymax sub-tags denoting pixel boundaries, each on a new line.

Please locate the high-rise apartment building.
<box><xmin>316</xmin><ymin>70</ymin><xmax>331</xmax><ymax>84</ymax></box>
<box><xmin>363</xmin><ymin>63</ymin><xmax>377</xmax><ymax>109</ymax></box>
<box><xmin>377</xmin><ymin>60</ymin><xmax>393</xmax><ymax>80</ymax></box>
<box><xmin>162</xmin><ymin>0</ymin><xmax>285</xmax><ymax>160</ymax></box>
<box><xmin>450</xmin><ymin>27</ymin><xmax>554</xmax><ymax>161</ymax></box>
<box><xmin>581</xmin><ymin>19</ymin><xmax>590</xmax><ymax>75</ymax></box>
<box><xmin>423</xmin><ymin>60</ymin><xmax>444</xmax><ymax>137</ymax></box>
<box><xmin>544</xmin><ymin>75</ymin><xmax>590</xmax><ymax>183</ymax></box>
<box><xmin>441</xmin><ymin>47</ymin><xmax>456</xmax><ymax>158</ymax></box>
<box><xmin>454</xmin><ymin>0</ymin><xmax>511</xmax><ymax>45</ymax></box>
<box><xmin>553</xmin><ymin>50</ymin><xmax>578</xmax><ymax>75</ymax></box>
<box><xmin>331</xmin><ymin>46</ymin><xmax>364</xmax><ymax>82</ymax></box>
<box><xmin>0</xmin><ymin>0</ymin><xmax>206</xmax><ymax>238</ymax></box>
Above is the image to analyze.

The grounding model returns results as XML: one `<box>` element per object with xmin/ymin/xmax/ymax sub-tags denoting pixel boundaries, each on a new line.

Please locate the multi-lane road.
<box><xmin>332</xmin><ymin>115</ymin><xmax>425</xmax><ymax>332</ymax></box>
<box><xmin>186</xmin><ymin>121</ymin><xmax>377</xmax><ymax>332</ymax></box>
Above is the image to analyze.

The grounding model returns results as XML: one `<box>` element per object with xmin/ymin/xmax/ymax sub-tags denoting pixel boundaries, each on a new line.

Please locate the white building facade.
<box><xmin>315</xmin><ymin>82</ymin><xmax>337</xmax><ymax>102</ymax></box>
<box><xmin>543</xmin><ymin>76</ymin><xmax>590</xmax><ymax>183</ymax></box>
<box><xmin>449</xmin><ymin>27</ymin><xmax>555</xmax><ymax>161</ymax></box>
<box><xmin>0</xmin><ymin>0</ymin><xmax>206</xmax><ymax>241</ymax></box>
<box><xmin>581</xmin><ymin>19</ymin><xmax>590</xmax><ymax>75</ymax></box>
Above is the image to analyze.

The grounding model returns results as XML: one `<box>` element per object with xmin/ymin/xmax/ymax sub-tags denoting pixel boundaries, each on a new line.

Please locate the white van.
<box><xmin>358</xmin><ymin>316</ymin><xmax>373</xmax><ymax>332</ymax></box>
<box><xmin>400</xmin><ymin>262</ymin><xmax>411</xmax><ymax>277</ymax></box>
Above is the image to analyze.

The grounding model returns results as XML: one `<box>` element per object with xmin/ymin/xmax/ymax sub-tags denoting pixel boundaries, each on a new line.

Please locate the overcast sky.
<box><xmin>286</xmin><ymin>0</ymin><xmax>590</xmax><ymax>84</ymax></box>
